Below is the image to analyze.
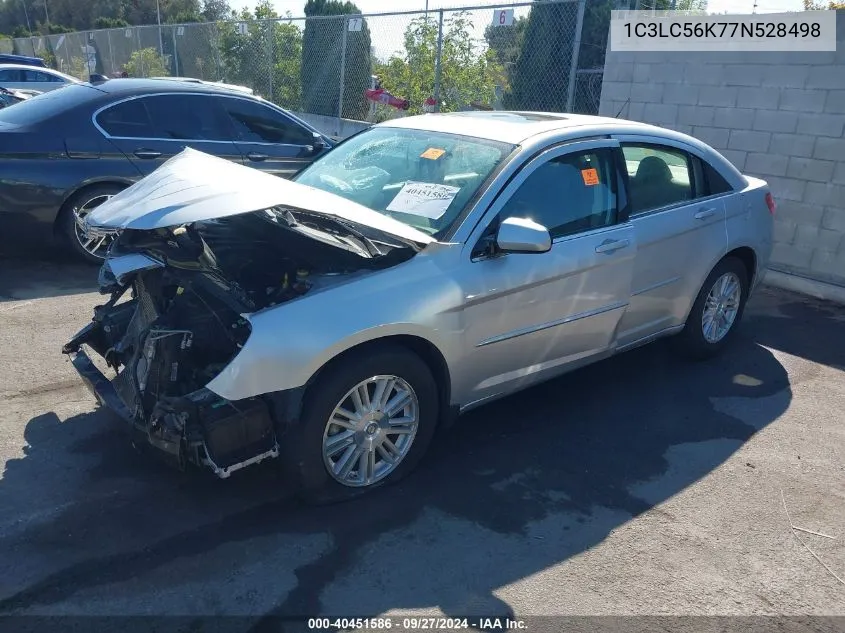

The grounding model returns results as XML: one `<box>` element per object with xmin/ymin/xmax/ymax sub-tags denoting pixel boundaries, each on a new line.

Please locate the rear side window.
<box><xmin>23</xmin><ymin>70</ymin><xmax>64</xmax><ymax>83</ymax></box>
<box><xmin>142</xmin><ymin>94</ymin><xmax>232</xmax><ymax>141</ymax></box>
<box><xmin>0</xmin><ymin>83</ymin><xmax>98</xmax><ymax>125</ymax></box>
<box><xmin>96</xmin><ymin>98</ymin><xmax>154</xmax><ymax>138</ymax></box>
<box><xmin>0</xmin><ymin>69</ymin><xmax>21</xmax><ymax>81</ymax></box>
<box><xmin>702</xmin><ymin>160</ymin><xmax>733</xmax><ymax>195</ymax></box>
<box><xmin>622</xmin><ymin>144</ymin><xmax>693</xmax><ymax>215</ymax></box>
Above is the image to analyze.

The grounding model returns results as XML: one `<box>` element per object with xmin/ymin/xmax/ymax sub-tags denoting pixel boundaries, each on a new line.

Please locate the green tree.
<box><xmin>202</xmin><ymin>0</ymin><xmax>234</xmax><ymax>21</ymax></box>
<box><xmin>93</xmin><ymin>17</ymin><xmax>129</xmax><ymax>29</ymax></box>
<box><xmin>218</xmin><ymin>0</ymin><xmax>303</xmax><ymax>109</ymax></box>
<box><xmin>301</xmin><ymin>0</ymin><xmax>371</xmax><ymax>119</ymax></box>
<box><xmin>374</xmin><ymin>11</ymin><xmax>505</xmax><ymax>117</ymax></box>
<box><xmin>124</xmin><ymin>46</ymin><xmax>169</xmax><ymax>76</ymax></box>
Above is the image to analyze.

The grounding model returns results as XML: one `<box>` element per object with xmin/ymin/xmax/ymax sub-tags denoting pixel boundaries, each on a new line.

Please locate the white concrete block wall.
<box><xmin>599</xmin><ymin>10</ymin><xmax>845</xmax><ymax>288</ymax></box>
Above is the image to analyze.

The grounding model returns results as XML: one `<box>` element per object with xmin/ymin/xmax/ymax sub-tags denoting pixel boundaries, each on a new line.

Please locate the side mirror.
<box><xmin>495</xmin><ymin>217</ymin><xmax>552</xmax><ymax>254</ymax></box>
<box><xmin>312</xmin><ymin>134</ymin><xmax>329</xmax><ymax>152</ymax></box>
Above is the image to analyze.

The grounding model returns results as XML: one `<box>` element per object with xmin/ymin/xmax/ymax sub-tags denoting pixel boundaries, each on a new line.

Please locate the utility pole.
<box><xmin>42</xmin><ymin>0</ymin><xmax>49</xmax><ymax>28</ymax></box>
<box><xmin>20</xmin><ymin>0</ymin><xmax>32</xmax><ymax>33</ymax></box>
<box><xmin>156</xmin><ymin>0</ymin><xmax>164</xmax><ymax>57</ymax></box>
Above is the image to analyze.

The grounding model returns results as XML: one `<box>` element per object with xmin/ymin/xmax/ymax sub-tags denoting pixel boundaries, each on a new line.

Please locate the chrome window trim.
<box><xmin>91</xmin><ymin>91</ymin><xmax>315</xmax><ymax>147</ymax></box>
<box><xmin>613</xmin><ymin>133</ymin><xmax>743</xmax><ymax>191</ymax></box>
<box><xmin>626</xmin><ymin>190</ymin><xmax>732</xmax><ymax>220</ymax></box>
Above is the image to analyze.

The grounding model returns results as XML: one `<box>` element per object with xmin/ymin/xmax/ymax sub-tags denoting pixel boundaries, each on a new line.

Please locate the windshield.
<box><xmin>293</xmin><ymin>126</ymin><xmax>515</xmax><ymax>237</ymax></box>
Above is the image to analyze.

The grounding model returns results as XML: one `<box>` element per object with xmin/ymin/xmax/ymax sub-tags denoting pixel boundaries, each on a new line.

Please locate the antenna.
<box><xmin>615</xmin><ymin>97</ymin><xmax>630</xmax><ymax>118</ymax></box>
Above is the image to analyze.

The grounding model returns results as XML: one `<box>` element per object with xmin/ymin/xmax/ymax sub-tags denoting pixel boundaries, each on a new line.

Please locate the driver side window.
<box><xmin>499</xmin><ymin>149</ymin><xmax>618</xmax><ymax>239</ymax></box>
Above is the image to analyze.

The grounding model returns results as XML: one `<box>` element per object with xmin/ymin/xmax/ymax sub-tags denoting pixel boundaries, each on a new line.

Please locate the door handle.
<box><xmin>694</xmin><ymin>207</ymin><xmax>717</xmax><ymax>220</ymax></box>
<box><xmin>595</xmin><ymin>238</ymin><xmax>630</xmax><ymax>254</ymax></box>
<box><xmin>133</xmin><ymin>149</ymin><xmax>161</xmax><ymax>159</ymax></box>
<box><xmin>247</xmin><ymin>152</ymin><xmax>269</xmax><ymax>162</ymax></box>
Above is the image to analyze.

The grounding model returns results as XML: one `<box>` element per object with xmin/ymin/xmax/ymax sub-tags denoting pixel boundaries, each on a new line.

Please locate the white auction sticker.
<box><xmin>387</xmin><ymin>182</ymin><xmax>460</xmax><ymax>220</ymax></box>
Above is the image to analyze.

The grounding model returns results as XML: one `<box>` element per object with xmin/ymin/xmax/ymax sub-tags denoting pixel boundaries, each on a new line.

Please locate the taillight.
<box><xmin>765</xmin><ymin>192</ymin><xmax>776</xmax><ymax>215</ymax></box>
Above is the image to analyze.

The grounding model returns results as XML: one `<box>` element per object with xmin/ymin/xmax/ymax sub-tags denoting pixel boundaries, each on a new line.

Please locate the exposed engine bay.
<box><xmin>63</xmin><ymin>206</ymin><xmax>419</xmax><ymax>477</ymax></box>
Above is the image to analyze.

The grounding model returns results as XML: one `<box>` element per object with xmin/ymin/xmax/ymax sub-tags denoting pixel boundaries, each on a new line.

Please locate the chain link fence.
<box><xmin>8</xmin><ymin>0</ymin><xmax>608</xmax><ymax>120</ymax></box>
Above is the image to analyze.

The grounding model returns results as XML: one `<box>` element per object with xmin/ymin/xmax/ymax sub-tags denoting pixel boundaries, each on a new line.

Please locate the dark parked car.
<box><xmin>0</xmin><ymin>78</ymin><xmax>334</xmax><ymax>261</ymax></box>
<box><xmin>0</xmin><ymin>53</ymin><xmax>47</xmax><ymax>68</ymax></box>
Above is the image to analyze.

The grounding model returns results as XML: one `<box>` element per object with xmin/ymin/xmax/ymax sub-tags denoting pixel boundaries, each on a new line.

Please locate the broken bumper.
<box><xmin>67</xmin><ymin>347</ymin><xmax>133</xmax><ymax>423</ymax></box>
<box><xmin>65</xmin><ymin>332</ymin><xmax>281</xmax><ymax>478</ymax></box>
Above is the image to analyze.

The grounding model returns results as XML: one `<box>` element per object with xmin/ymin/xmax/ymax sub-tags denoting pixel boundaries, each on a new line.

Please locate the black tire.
<box><xmin>281</xmin><ymin>344</ymin><xmax>440</xmax><ymax>505</ymax></box>
<box><xmin>58</xmin><ymin>184</ymin><xmax>125</xmax><ymax>264</ymax></box>
<box><xmin>674</xmin><ymin>256</ymin><xmax>749</xmax><ymax>360</ymax></box>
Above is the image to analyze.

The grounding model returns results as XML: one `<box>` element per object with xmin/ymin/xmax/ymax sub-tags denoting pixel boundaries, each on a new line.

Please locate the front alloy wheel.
<box><xmin>282</xmin><ymin>344</ymin><xmax>439</xmax><ymax>504</ymax></box>
<box><xmin>73</xmin><ymin>193</ymin><xmax>116</xmax><ymax>259</ymax></box>
<box><xmin>322</xmin><ymin>375</ymin><xmax>419</xmax><ymax>487</ymax></box>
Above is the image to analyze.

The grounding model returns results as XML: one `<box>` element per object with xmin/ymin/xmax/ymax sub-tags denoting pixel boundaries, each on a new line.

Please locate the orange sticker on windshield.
<box><xmin>581</xmin><ymin>168</ymin><xmax>599</xmax><ymax>186</ymax></box>
<box><xmin>420</xmin><ymin>147</ymin><xmax>446</xmax><ymax>160</ymax></box>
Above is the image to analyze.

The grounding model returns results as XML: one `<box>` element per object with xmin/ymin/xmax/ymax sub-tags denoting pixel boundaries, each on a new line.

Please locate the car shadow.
<box><xmin>0</xmin><ymin>255</ymin><xmax>99</xmax><ymax>303</ymax></box>
<box><xmin>1</xmin><ymin>287</ymin><xmax>834</xmax><ymax>620</ymax></box>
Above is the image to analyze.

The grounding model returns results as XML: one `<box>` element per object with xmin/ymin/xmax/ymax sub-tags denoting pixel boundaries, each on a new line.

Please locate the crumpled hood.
<box><xmin>86</xmin><ymin>147</ymin><xmax>434</xmax><ymax>245</ymax></box>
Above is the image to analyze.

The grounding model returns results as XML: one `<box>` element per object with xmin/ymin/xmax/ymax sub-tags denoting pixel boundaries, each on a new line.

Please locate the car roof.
<box><xmin>0</xmin><ymin>63</ymin><xmax>70</xmax><ymax>73</ymax></box>
<box><xmin>93</xmin><ymin>77</ymin><xmax>256</xmax><ymax>97</ymax></box>
<box><xmin>377</xmin><ymin>111</ymin><xmax>658</xmax><ymax>145</ymax></box>
<box><xmin>0</xmin><ymin>63</ymin><xmax>79</xmax><ymax>80</ymax></box>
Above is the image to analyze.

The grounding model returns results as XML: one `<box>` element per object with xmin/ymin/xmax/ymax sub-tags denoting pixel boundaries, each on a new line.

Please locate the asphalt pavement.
<box><xmin>0</xmin><ymin>254</ymin><xmax>843</xmax><ymax>630</ymax></box>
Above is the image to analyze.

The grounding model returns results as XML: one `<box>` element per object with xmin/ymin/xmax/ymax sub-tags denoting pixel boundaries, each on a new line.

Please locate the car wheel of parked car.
<box><xmin>284</xmin><ymin>345</ymin><xmax>440</xmax><ymax>504</ymax></box>
<box><xmin>59</xmin><ymin>184</ymin><xmax>124</xmax><ymax>263</ymax></box>
<box><xmin>676</xmin><ymin>257</ymin><xmax>749</xmax><ymax>360</ymax></box>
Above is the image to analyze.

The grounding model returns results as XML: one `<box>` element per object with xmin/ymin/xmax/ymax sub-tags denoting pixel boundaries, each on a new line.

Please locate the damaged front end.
<box><xmin>63</xmin><ymin>208</ymin><xmax>419</xmax><ymax>478</ymax></box>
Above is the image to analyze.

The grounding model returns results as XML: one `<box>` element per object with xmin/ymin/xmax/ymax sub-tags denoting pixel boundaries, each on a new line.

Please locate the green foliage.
<box><xmin>93</xmin><ymin>17</ymin><xmax>129</xmax><ymax>29</ymax></box>
<box><xmin>504</xmin><ymin>1</ymin><xmax>578</xmax><ymax>112</ymax></box>
<box><xmin>218</xmin><ymin>1</ymin><xmax>303</xmax><ymax>109</ymax></box>
<box><xmin>0</xmin><ymin>0</ymin><xmax>230</xmax><ymax>33</ymax></box>
<box><xmin>301</xmin><ymin>0</ymin><xmax>371</xmax><ymax>119</ymax></box>
<box><xmin>374</xmin><ymin>11</ymin><xmax>505</xmax><ymax>116</ymax></box>
<box><xmin>124</xmin><ymin>46</ymin><xmax>169</xmax><ymax>77</ymax></box>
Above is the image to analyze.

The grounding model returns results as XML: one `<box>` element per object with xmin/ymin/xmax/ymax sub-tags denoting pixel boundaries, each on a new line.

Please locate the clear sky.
<box><xmin>229</xmin><ymin>0</ymin><xmax>806</xmax><ymax>16</ymax></box>
<box><xmin>227</xmin><ymin>0</ymin><xmax>808</xmax><ymax>61</ymax></box>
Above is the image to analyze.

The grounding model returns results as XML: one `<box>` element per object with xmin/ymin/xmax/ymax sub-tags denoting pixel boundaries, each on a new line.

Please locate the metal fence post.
<box><xmin>433</xmin><ymin>9</ymin><xmax>444</xmax><ymax>112</ymax></box>
<box><xmin>171</xmin><ymin>27</ymin><xmax>178</xmax><ymax>75</ymax></box>
<box><xmin>136</xmin><ymin>28</ymin><xmax>144</xmax><ymax>76</ymax></box>
<box><xmin>565</xmin><ymin>0</ymin><xmax>587</xmax><ymax>112</ymax></box>
<box><xmin>337</xmin><ymin>16</ymin><xmax>348</xmax><ymax>136</ymax></box>
<box><xmin>62</xmin><ymin>37</ymin><xmax>72</xmax><ymax>75</ymax></box>
<box><xmin>267</xmin><ymin>19</ymin><xmax>274</xmax><ymax>100</ymax></box>
<box><xmin>107</xmin><ymin>29</ymin><xmax>115</xmax><ymax>75</ymax></box>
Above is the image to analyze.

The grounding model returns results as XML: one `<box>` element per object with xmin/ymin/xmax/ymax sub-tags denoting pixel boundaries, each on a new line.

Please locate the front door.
<box><xmin>94</xmin><ymin>93</ymin><xmax>242</xmax><ymax>177</ymax></box>
<box><xmin>456</xmin><ymin>139</ymin><xmax>635</xmax><ymax>407</ymax></box>
<box><xmin>216</xmin><ymin>96</ymin><xmax>326</xmax><ymax>179</ymax></box>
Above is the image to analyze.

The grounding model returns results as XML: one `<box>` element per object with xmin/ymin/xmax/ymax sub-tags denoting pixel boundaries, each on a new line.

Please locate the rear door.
<box><xmin>215</xmin><ymin>96</ymin><xmax>326</xmax><ymax>178</ymax></box>
<box><xmin>94</xmin><ymin>93</ymin><xmax>241</xmax><ymax>176</ymax></box>
<box><xmin>613</xmin><ymin>138</ymin><xmax>728</xmax><ymax>347</ymax></box>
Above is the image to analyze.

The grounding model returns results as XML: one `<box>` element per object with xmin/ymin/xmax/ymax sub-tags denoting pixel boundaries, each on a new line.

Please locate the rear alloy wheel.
<box><xmin>59</xmin><ymin>185</ymin><xmax>124</xmax><ymax>263</ymax></box>
<box><xmin>283</xmin><ymin>345</ymin><xmax>439</xmax><ymax>504</ymax></box>
<box><xmin>675</xmin><ymin>257</ymin><xmax>749</xmax><ymax>360</ymax></box>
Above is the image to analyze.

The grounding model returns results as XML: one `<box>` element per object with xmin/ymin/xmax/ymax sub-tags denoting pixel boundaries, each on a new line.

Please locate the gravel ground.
<box><xmin>0</xmin><ymin>255</ymin><xmax>843</xmax><ymax>630</ymax></box>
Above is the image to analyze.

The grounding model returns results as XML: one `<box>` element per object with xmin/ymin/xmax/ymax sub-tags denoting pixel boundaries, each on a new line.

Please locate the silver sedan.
<box><xmin>65</xmin><ymin>111</ymin><xmax>774</xmax><ymax>503</ymax></box>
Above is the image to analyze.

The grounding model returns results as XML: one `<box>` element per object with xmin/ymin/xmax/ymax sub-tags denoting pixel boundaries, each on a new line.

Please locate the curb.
<box><xmin>762</xmin><ymin>268</ymin><xmax>845</xmax><ymax>306</ymax></box>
